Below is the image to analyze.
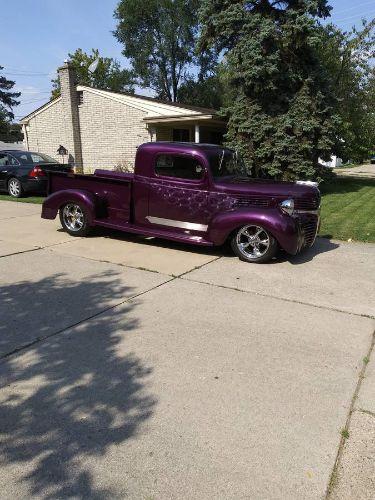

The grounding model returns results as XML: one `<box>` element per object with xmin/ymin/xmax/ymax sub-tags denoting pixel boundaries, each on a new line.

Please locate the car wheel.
<box><xmin>231</xmin><ymin>224</ymin><xmax>278</xmax><ymax>263</ymax></box>
<box><xmin>59</xmin><ymin>203</ymin><xmax>91</xmax><ymax>237</ymax></box>
<box><xmin>8</xmin><ymin>177</ymin><xmax>23</xmax><ymax>198</ymax></box>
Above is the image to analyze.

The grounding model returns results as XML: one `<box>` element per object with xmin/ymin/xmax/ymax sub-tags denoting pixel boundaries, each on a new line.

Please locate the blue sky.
<box><xmin>1</xmin><ymin>0</ymin><xmax>374</xmax><ymax>121</ymax></box>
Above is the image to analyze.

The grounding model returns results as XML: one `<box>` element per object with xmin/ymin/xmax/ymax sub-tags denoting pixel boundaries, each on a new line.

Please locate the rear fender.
<box><xmin>208</xmin><ymin>208</ymin><xmax>300</xmax><ymax>255</ymax></box>
<box><xmin>41</xmin><ymin>189</ymin><xmax>98</xmax><ymax>224</ymax></box>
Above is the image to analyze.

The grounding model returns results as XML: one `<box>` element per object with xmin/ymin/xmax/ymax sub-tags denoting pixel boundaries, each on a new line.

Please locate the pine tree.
<box><xmin>199</xmin><ymin>0</ymin><xmax>340</xmax><ymax>180</ymax></box>
<box><xmin>0</xmin><ymin>66</ymin><xmax>21</xmax><ymax>142</ymax></box>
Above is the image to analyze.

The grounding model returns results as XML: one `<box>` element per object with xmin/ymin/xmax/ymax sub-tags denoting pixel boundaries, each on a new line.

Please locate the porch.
<box><xmin>144</xmin><ymin>114</ymin><xmax>227</xmax><ymax>145</ymax></box>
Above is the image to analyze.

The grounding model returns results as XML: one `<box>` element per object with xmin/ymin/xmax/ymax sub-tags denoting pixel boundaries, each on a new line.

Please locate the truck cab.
<box><xmin>42</xmin><ymin>142</ymin><xmax>321</xmax><ymax>263</ymax></box>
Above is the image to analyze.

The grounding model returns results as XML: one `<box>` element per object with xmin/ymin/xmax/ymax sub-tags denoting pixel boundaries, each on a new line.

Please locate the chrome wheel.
<box><xmin>236</xmin><ymin>225</ymin><xmax>271</xmax><ymax>260</ymax></box>
<box><xmin>62</xmin><ymin>204</ymin><xmax>85</xmax><ymax>232</ymax></box>
<box><xmin>8</xmin><ymin>178</ymin><xmax>21</xmax><ymax>197</ymax></box>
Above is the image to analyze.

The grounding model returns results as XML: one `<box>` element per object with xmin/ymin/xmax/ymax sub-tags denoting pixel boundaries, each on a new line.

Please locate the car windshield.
<box><xmin>12</xmin><ymin>152</ymin><xmax>57</xmax><ymax>165</ymax></box>
<box><xmin>209</xmin><ymin>149</ymin><xmax>246</xmax><ymax>178</ymax></box>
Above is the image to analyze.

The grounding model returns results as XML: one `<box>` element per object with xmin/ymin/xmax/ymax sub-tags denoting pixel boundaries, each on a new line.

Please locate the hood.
<box><xmin>214</xmin><ymin>176</ymin><xmax>320</xmax><ymax>200</ymax></box>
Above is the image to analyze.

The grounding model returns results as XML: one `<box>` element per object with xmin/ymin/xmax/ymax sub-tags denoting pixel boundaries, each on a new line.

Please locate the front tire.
<box><xmin>8</xmin><ymin>178</ymin><xmax>23</xmax><ymax>198</ymax></box>
<box><xmin>59</xmin><ymin>203</ymin><xmax>91</xmax><ymax>237</ymax></box>
<box><xmin>231</xmin><ymin>224</ymin><xmax>278</xmax><ymax>263</ymax></box>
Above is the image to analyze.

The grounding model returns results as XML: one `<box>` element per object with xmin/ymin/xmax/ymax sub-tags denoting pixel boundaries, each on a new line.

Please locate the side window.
<box><xmin>8</xmin><ymin>155</ymin><xmax>19</xmax><ymax>166</ymax></box>
<box><xmin>30</xmin><ymin>153</ymin><xmax>45</xmax><ymax>163</ymax></box>
<box><xmin>155</xmin><ymin>154</ymin><xmax>204</xmax><ymax>181</ymax></box>
<box><xmin>0</xmin><ymin>154</ymin><xmax>8</xmax><ymax>166</ymax></box>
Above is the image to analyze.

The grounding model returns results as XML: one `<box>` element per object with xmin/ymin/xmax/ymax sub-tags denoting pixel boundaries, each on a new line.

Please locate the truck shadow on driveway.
<box><xmin>285</xmin><ymin>238</ymin><xmax>340</xmax><ymax>265</ymax></box>
<box><xmin>88</xmin><ymin>227</ymin><xmax>339</xmax><ymax>264</ymax></box>
<box><xmin>0</xmin><ymin>273</ymin><xmax>156</xmax><ymax>499</ymax></box>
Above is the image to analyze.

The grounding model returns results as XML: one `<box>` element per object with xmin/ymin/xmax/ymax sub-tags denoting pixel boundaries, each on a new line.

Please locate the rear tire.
<box><xmin>231</xmin><ymin>224</ymin><xmax>278</xmax><ymax>263</ymax></box>
<box><xmin>59</xmin><ymin>202</ymin><xmax>91</xmax><ymax>237</ymax></box>
<box><xmin>8</xmin><ymin>177</ymin><xmax>23</xmax><ymax>198</ymax></box>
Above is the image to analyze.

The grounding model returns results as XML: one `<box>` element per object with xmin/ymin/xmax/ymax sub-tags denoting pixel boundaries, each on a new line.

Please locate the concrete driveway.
<box><xmin>0</xmin><ymin>200</ymin><xmax>374</xmax><ymax>499</ymax></box>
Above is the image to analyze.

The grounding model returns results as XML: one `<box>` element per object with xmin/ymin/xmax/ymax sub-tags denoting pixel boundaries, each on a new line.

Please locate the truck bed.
<box><xmin>48</xmin><ymin>170</ymin><xmax>134</xmax><ymax>222</ymax></box>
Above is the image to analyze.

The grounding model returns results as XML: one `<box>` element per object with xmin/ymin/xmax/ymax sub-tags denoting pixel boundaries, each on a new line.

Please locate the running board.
<box><xmin>93</xmin><ymin>219</ymin><xmax>214</xmax><ymax>246</ymax></box>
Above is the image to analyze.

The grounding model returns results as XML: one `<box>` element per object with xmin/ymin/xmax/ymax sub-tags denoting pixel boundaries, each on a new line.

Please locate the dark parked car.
<box><xmin>0</xmin><ymin>150</ymin><xmax>72</xmax><ymax>198</ymax></box>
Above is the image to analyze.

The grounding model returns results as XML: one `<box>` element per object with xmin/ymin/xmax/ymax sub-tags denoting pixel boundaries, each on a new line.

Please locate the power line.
<box><xmin>20</xmin><ymin>97</ymin><xmax>50</xmax><ymax>105</ymax></box>
<box><xmin>16</xmin><ymin>90</ymin><xmax>51</xmax><ymax>95</ymax></box>
<box><xmin>334</xmin><ymin>11</ymin><xmax>375</xmax><ymax>24</ymax></box>
<box><xmin>3</xmin><ymin>72</ymin><xmax>55</xmax><ymax>77</ymax></box>
<box><xmin>333</xmin><ymin>1</ymin><xmax>375</xmax><ymax>16</ymax></box>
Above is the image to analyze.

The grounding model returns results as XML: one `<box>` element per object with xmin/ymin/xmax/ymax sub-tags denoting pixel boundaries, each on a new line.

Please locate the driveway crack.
<box><xmin>326</xmin><ymin>329</ymin><xmax>375</xmax><ymax>498</ymax></box>
<box><xmin>180</xmin><ymin>277</ymin><xmax>375</xmax><ymax>320</ymax></box>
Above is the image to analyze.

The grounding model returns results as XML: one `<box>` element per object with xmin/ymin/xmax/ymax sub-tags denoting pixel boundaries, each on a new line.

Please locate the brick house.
<box><xmin>20</xmin><ymin>63</ymin><xmax>226</xmax><ymax>173</ymax></box>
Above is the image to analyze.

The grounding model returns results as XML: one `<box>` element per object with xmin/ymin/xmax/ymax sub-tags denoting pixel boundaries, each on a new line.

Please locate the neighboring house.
<box><xmin>319</xmin><ymin>155</ymin><xmax>343</xmax><ymax>168</ymax></box>
<box><xmin>20</xmin><ymin>63</ymin><xmax>226</xmax><ymax>173</ymax></box>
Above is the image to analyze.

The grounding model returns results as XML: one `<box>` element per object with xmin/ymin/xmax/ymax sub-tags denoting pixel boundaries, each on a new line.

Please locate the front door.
<box><xmin>147</xmin><ymin>153</ymin><xmax>210</xmax><ymax>234</ymax></box>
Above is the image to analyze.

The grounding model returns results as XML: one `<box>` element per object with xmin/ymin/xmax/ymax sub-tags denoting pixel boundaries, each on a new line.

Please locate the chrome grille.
<box><xmin>300</xmin><ymin>217</ymin><xmax>319</xmax><ymax>247</ymax></box>
<box><xmin>294</xmin><ymin>197</ymin><xmax>320</xmax><ymax>211</ymax></box>
<box><xmin>234</xmin><ymin>196</ymin><xmax>270</xmax><ymax>208</ymax></box>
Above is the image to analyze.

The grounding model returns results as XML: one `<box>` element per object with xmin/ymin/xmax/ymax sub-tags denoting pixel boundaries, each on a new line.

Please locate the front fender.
<box><xmin>208</xmin><ymin>208</ymin><xmax>300</xmax><ymax>255</ymax></box>
<box><xmin>41</xmin><ymin>189</ymin><xmax>97</xmax><ymax>224</ymax></box>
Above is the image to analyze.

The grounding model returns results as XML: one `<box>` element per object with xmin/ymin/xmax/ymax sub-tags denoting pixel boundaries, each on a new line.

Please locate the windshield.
<box><xmin>209</xmin><ymin>149</ymin><xmax>246</xmax><ymax>178</ymax></box>
<box><xmin>12</xmin><ymin>152</ymin><xmax>57</xmax><ymax>165</ymax></box>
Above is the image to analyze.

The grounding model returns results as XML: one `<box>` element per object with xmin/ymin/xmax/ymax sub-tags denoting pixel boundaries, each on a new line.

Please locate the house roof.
<box><xmin>20</xmin><ymin>85</ymin><xmax>218</xmax><ymax>123</ymax></box>
<box><xmin>87</xmin><ymin>87</ymin><xmax>217</xmax><ymax>115</ymax></box>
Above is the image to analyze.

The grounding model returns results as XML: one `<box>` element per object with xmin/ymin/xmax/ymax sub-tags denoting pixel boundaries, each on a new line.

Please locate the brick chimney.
<box><xmin>58</xmin><ymin>62</ymin><xmax>83</xmax><ymax>171</ymax></box>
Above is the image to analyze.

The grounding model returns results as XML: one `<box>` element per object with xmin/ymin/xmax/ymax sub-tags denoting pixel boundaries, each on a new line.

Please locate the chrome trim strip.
<box><xmin>146</xmin><ymin>216</ymin><xmax>208</xmax><ymax>232</ymax></box>
<box><xmin>295</xmin><ymin>209</ymin><xmax>320</xmax><ymax>215</ymax></box>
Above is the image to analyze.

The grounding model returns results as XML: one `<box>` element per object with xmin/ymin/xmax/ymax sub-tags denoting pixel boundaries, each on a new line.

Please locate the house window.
<box><xmin>173</xmin><ymin>128</ymin><xmax>190</xmax><ymax>142</ymax></box>
<box><xmin>155</xmin><ymin>154</ymin><xmax>204</xmax><ymax>181</ymax></box>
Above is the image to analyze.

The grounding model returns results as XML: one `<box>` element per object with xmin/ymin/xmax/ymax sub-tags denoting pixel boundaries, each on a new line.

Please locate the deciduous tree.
<box><xmin>114</xmin><ymin>0</ymin><xmax>218</xmax><ymax>103</ymax></box>
<box><xmin>51</xmin><ymin>49</ymin><xmax>135</xmax><ymax>99</ymax></box>
<box><xmin>318</xmin><ymin>20</ymin><xmax>375</xmax><ymax>163</ymax></box>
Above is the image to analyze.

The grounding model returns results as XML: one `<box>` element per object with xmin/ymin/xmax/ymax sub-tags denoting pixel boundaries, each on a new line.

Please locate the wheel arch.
<box><xmin>41</xmin><ymin>189</ymin><xmax>99</xmax><ymax>224</ymax></box>
<box><xmin>207</xmin><ymin>209</ymin><xmax>300</xmax><ymax>255</ymax></box>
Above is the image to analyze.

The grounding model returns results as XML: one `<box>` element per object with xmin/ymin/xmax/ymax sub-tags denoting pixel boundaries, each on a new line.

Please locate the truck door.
<box><xmin>147</xmin><ymin>153</ymin><xmax>210</xmax><ymax>234</ymax></box>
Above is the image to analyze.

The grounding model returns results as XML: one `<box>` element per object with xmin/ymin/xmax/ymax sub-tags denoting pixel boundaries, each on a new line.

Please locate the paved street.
<box><xmin>0</xmin><ymin>200</ymin><xmax>374</xmax><ymax>499</ymax></box>
<box><xmin>334</xmin><ymin>164</ymin><xmax>375</xmax><ymax>179</ymax></box>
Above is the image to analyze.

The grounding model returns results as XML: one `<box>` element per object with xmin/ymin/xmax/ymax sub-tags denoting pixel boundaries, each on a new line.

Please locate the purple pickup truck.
<box><xmin>42</xmin><ymin>142</ymin><xmax>321</xmax><ymax>263</ymax></box>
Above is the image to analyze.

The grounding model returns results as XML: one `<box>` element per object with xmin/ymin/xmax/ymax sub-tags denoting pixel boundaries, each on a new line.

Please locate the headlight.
<box><xmin>279</xmin><ymin>199</ymin><xmax>294</xmax><ymax>215</ymax></box>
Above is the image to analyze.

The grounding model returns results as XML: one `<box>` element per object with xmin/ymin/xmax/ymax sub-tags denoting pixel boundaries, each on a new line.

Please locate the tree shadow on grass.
<box><xmin>320</xmin><ymin>176</ymin><xmax>375</xmax><ymax>195</ymax></box>
<box><xmin>0</xmin><ymin>273</ymin><xmax>156</xmax><ymax>498</ymax></box>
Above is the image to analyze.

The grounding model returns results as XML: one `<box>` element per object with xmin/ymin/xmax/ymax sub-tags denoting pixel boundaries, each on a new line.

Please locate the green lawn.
<box><xmin>319</xmin><ymin>177</ymin><xmax>375</xmax><ymax>243</ymax></box>
<box><xmin>0</xmin><ymin>194</ymin><xmax>44</xmax><ymax>204</ymax></box>
<box><xmin>0</xmin><ymin>177</ymin><xmax>374</xmax><ymax>243</ymax></box>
